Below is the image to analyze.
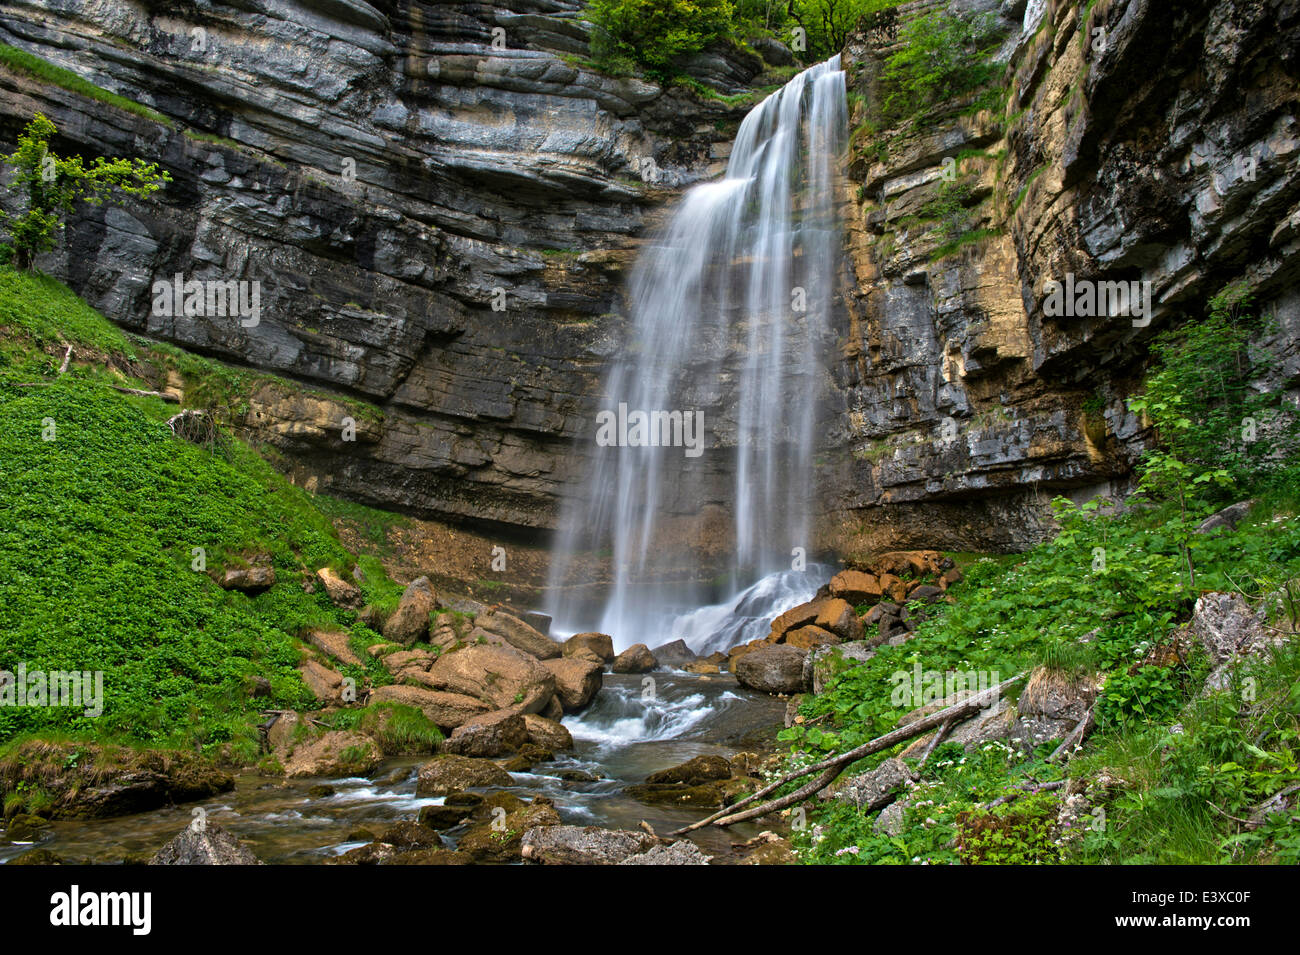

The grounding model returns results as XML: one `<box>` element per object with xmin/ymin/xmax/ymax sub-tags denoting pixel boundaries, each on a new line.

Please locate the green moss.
<box><xmin>0</xmin><ymin>45</ymin><xmax>172</xmax><ymax>126</ymax></box>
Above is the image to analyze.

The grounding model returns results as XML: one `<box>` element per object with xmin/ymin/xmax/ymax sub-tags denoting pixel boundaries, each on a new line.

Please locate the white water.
<box><xmin>547</xmin><ymin>57</ymin><xmax>848</xmax><ymax>653</ymax></box>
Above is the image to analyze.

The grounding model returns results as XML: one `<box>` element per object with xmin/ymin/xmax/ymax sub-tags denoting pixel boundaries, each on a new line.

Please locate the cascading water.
<box><xmin>547</xmin><ymin>57</ymin><xmax>848</xmax><ymax>654</ymax></box>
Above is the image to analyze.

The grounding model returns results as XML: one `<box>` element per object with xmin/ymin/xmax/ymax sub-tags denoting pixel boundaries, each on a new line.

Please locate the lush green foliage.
<box><xmin>1</xmin><ymin>114</ymin><xmax>170</xmax><ymax>269</ymax></box>
<box><xmin>878</xmin><ymin>12</ymin><xmax>1003</xmax><ymax>128</ymax></box>
<box><xmin>0</xmin><ymin>268</ymin><xmax>403</xmax><ymax>751</ymax></box>
<box><xmin>788</xmin><ymin>281</ymin><xmax>1300</xmax><ymax>864</ymax></box>
<box><xmin>587</xmin><ymin>0</ymin><xmax>737</xmax><ymax>78</ymax></box>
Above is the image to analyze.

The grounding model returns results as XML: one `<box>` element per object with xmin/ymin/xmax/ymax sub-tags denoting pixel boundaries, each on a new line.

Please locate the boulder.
<box><xmin>440</xmin><ymin>710</ymin><xmax>528</xmax><ymax>757</ymax></box>
<box><xmin>543</xmin><ymin>658</ymin><xmax>603</xmax><ymax>712</ymax></box>
<box><xmin>219</xmin><ymin>565</ymin><xmax>275</xmax><ymax>594</ymax></box>
<box><xmin>477</xmin><ymin>609</ymin><xmax>563</xmax><ymax>659</ymax></box>
<box><xmin>645</xmin><ymin>754</ymin><xmax>731</xmax><ymax>785</ymax></box>
<box><xmin>830</xmin><ymin>757</ymin><xmax>911</xmax><ymax>811</ymax></box>
<box><xmin>769</xmin><ymin>598</ymin><xmax>827</xmax><ymax>639</ymax></box>
<box><xmin>829</xmin><ymin>570</ymin><xmax>882</xmax><ymax>604</ymax></box>
<box><xmin>367</xmin><ymin>685</ymin><xmax>489</xmax><ymax>729</ymax></box>
<box><xmin>284</xmin><ymin>731</ymin><xmax>381</xmax><ymax>778</ymax></box>
<box><xmin>684</xmin><ymin>660</ymin><xmax>720</xmax><ymax>673</ymax></box>
<box><xmin>1190</xmin><ymin>591</ymin><xmax>1272</xmax><ymax>664</ymax></box>
<box><xmin>874</xmin><ymin>550</ymin><xmax>944</xmax><ymax>577</ymax></box>
<box><xmin>625</xmin><ymin>778</ymin><xmax>752</xmax><ymax>808</ymax></box>
<box><xmin>150</xmin><ymin>824</ymin><xmax>262</xmax><ymax>865</ymax></box>
<box><xmin>424</xmin><ymin>644</ymin><xmax>555</xmax><ymax>713</ymax></box>
<box><xmin>382</xmin><ymin>576</ymin><xmax>438</xmax><ymax>645</ymax></box>
<box><xmin>1196</xmin><ymin>499</ymin><xmax>1256</xmax><ymax>534</ymax></box>
<box><xmin>522</xmin><ymin>713</ymin><xmax>573</xmax><ymax>751</ymax></box>
<box><xmin>316</xmin><ymin>566</ymin><xmax>362</xmax><ymax>607</ymax></box>
<box><xmin>612</xmin><ymin>643</ymin><xmax>656</xmax><ymax>673</ymax></box>
<box><xmin>878</xmin><ymin>573</ymin><xmax>908</xmax><ymax>603</ymax></box>
<box><xmin>521</xmin><ymin>611</ymin><xmax>553</xmax><ymax>636</ymax></box>
<box><xmin>563</xmin><ymin>632</ymin><xmax>616</xmax><ymax>664</ymax></box>
<box><xmin>785</xmin><ymin>624</ymin><xmax>842</xmax><ymax>650</ymax></box>
<box><xmin>734</xmin><ymin>645</ymin><xmax>809</xmax><ymax>695</ymax></box>
<box><xmin>908</xmin><ymin>584</ymin><xmax>944</xmax><ymax>603</ymax></box>
<box><xmin>297</xmin><ymin>659</ymin><xmax>345</xmax><ymax>703</ymax></box>
<box><xmin>379</xmin><ymin>647</ymin><xmax>437</xmax><ymax>676</ymax></box>
<box><xmin>649</xmin><ymin>639</ymin><xmax>696</xmax><ymax>668</ymax></box>
<box><xmin>458</xmin><ymin>800</ymin><xmax>563</xmax><ymax>863</ymax></box>
<box><xmin>415</xmin><ymin>755</ymin><xmax>514</xmax><ymax>796</ymax></box>
<box><xmin>619</xmin><ymin>840</ymin><xmax>712</xmax><ymax>865</ymax></box>
<box><xmin>305</xmin><ymin>629</ymin><xmax>362</xmax><ymax>667</ymax></box>
<box><xmin>938</xmin><ymin>566</ymin><xmax>964</xmax><ymax>590</ymax></box>
<box><xmin>1018</xmin><ymin>667</ymin><xmax>1097</xmax><ymax>723</ymax></box>
<box><xmin>519</xmin><ymin>825</ymin><xmax>656</xmax><ymax>865</ymax></box>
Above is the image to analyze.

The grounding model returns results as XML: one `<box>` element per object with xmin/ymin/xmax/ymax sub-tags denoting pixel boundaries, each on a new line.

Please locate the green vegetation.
<box><xmin>878</xmin><ymin>11</ymin><xmax>1004</xmax><ymax>129</ymax></box>
<box><xmin>1</xmin><ymin>114</ymin><xmax>170</xmax><ymax>270</ymax></box>
<box><xmin>788</xmin><ymin>280</ymin><xmax>1300</xmax><ymax>864</ymax></box>
<box><xmin>587</xmin><ymin>0</ymin><xmax>737</xmax><ymax>79</ymax></box>
<box><xmin>0</xmin><ymin>266</ymin><xmax>407</xmax><ymax>753</ymax></box>
<box><xmin>0</xmin><ymin>46</ymin><xmax>171</xmax><ymax>127</ymax></box>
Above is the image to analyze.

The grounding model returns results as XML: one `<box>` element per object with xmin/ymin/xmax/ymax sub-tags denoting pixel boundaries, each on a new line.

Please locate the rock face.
<box><xmin>0</xmin><ymin>0</ymin><xmax>760</xmax><ymax>543</ymax></box>
<box><xmin>824</xmin><ymin>0</ymin><xmax>1300</xmax><ymax>557</ymax></box>
<box><xmin>150</xmin><ymin>824</ymin><xmax>262</xmax><ymax>865</ymax></box>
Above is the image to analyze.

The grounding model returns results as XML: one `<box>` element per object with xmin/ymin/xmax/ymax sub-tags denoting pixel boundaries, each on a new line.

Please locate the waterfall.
<box><xmin>546</xmin><ymin>56</ymin><xmax>848</xmax><ymax>654</ymax></box>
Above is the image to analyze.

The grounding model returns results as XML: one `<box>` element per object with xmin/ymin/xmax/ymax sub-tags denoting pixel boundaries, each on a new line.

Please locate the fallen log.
<box><xmin>1048</xmin><ymin>705</ymin><xmax>1095</xmax><ymax>763</ymax></box>
<box><xmin>671</xmin><ymin>671</ymin><xmax>1027</xmax><ymax>835</ymax></box>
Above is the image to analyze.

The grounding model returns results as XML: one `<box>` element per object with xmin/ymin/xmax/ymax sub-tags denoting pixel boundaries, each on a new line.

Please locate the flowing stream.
<box><xmin>546</xmin><ymin>56</ymin><xmax>848</xmax><ymax>654</ymax></box>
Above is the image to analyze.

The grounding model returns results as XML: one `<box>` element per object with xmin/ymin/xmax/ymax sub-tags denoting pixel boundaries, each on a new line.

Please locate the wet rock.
<box><xmin>4</xmin><ymin>813</ymin><xmax>50</xmax><ymax>841</ymax></box>
<box><xmin>316</xmin><ymin>566</ymin><xmax>362</xmax><ymax>608</ymax></box>
<box><xmin>367</xmin><ymin>685</ymin><xmax>490</xmax><ymax>730</ymax></box>
<box><xmin>521</xmin><ymin>713</ymin><xmax>573</xmax><ymax>751</ymax></box>
<box><xmin>284</xmin><ymin>731</ymin><xmax>381</xmax><ymax>778</ymax></box>
<box><xmin>619</xmin><ymin>840</ymin><xmax>712</xmax><ymax>865</ymax></box>
<box><xmin>306</xmin><ymin>784</ymin><xmax>335</xmax><ymax>798</ymax></box>
<box><xmin>440</xmin><ymin>710</ymin><xmax>528</xmax><ymax>758</ymax></box>
<box><xmin>458</xmin><ymin>799</ymin><xmax>563</xmax><ymax>863</ymax></box>
<box><xmin>424</xmin><ymin>644</ymin><xmax>555</xmax><ymax>714</ymax></box>
<box><xmin>477</xmin><ymin>609</ymin><xmax>563</xmax><ymax>659</ymax></box>
<box><xmin>649</xmin><ymin>639</ymin><xmax>697</xmax><ymax>668</ymax></box>
<box><xmin>8</xmin><ymin>848</ymin><xmax>65</xmax><ymax>865</ymax></box>
<box><xmin>519</xmin><ymin>825</ymin><xmax>655</xmax><ymax>865</ymax></box>
<box><xmin>734</xmin><ymin>644</ymin><xmax>809</xmax><ymax>695</ymax></box>
<box><xmin>520</xmin><ymin>611</ymin><xmax>553</xmax><ymax>637</ymax></box>
<box><xmin>684</xmin><ymin>660</ymin><xmax>720</xmax><ymax>673</ymax></box>
<box><xmin>908</xmin><ymin>584</ymin><xmax>944</xmax><ymax>603</ymax></box>
<box><xmin>374</xmin><ymin>821</ymin><xmax>445</xmax><ymax>851</ymax></box>
<box><xmin>543</xmin><ymin>657</ymin><xmax>603</xmax><ymax>712</ymax></box>
<box><xmin>769</xmin><ymin>598</ymin><xmax>828</xmax><ymax>639</ymax></box>
<box><xmin>418</xmin><ymin>803</ymin><xmax>476</xmax><ymax>829</ymax></box>
<box><xmin>382</xmin><ymin>577</ymin><xmax>437</xmax><ymax>646</ymax></box>
<box><xmin>624</xmin><ymin>778</ymin><xmax>752</xmax><ymax>808</ymax></box>
<box><xmin>219</xmin><ymin>565</ymin><xmax>275</xmax><ymax>594</ymax></box>
<box><xmin>563</xmin><ymin>632</ymin><xmax>616</xmax><ymax>664</ymax></box>
<box><xmin>150</xmin><ymin>824</ymin><xmax>262</xmax><ymax>865</ymax></box>
<box><xmin>612</xmin><ymin>643</ymin><xmax>657</xmax><ymax>673</ymax></box>
<box><xmin>415</xmin><ymin>754</ymin><xmax>514</xmax><ymax>796</ymax></box>
<box><xmin>645</xmin><ymin>754</ymin><xmax>731</xmax><ymax>785</ymax></box>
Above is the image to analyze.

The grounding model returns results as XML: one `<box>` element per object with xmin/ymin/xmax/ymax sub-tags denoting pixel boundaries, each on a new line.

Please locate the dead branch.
<box><xmin>670</xmin><ymin>671</ymin><xmax>1027</xmax><ymax>835</ymax></box>
<box><xmin>1048</xmin><ymin>705</ymin><xmax>1096</xmax><ymax>763</ymax></box>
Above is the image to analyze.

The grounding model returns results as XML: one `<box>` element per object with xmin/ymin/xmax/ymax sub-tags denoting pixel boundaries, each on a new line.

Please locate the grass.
<box><xmin>0</xmin><ymin>267</ymin><xmax>411</xmax><ymax>751</ymax></box>
<box><xmin>0</xmin><ymin>44</ymin><xmax>172</xmax><ymax>126</ymax></box>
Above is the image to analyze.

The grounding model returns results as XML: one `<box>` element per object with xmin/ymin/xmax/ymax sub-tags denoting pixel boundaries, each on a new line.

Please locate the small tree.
<box><xmin>0</xmin><ymin>113</ymin><xmax>170</xmax><ymax>270</ymax></box>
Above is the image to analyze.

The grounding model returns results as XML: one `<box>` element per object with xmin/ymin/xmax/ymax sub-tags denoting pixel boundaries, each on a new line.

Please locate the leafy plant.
<box><xmin>1</xmin><ymin>114</ymin><xmax>171</xmax><ymax>270</ymax></box>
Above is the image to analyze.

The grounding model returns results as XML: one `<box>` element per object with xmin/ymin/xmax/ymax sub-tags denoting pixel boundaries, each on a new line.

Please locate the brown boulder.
<box><xmin>829</xmin><ymin>570</ymin><xmax>882</xmax><ymax>604</ymax></box>
<box><xmin>284</xmin><ymin>731</ymin><xmax>381</xmax><ymax>778</ymax></box>
<box><xmin>648</xmin><ymin>639</ymin><xmax>696</xmax><ymax>668</ymax></box>
<box><xmin>316</xmin><ymin>566</ymin><xmax>362</xmax><ymax>608</ymax></box>
<box><xmin>424</xmin><ymin>644</ymin><xmax>555</xmax><ymax>714</ymax></box>
<box><xmin>784</xmin><ymin>625</ymin><xmax>841</xmax><ymax>650</ymax></box>
<box><xmin>458</xmin><ymin>800</ymin><xmax>563</xmax><ymax>863</ymax></box>
<box><xmin>645</xmin><ymin>754</ymin><xmax>731</xmax><ymax>785</ymax></box>
<box><xmin>543</xmin><ymin>658</ymin><xmax>603</xmax><ymax>712</ymax></box>
<box><xmin>612</xmin><ymin>643</ymin><xmax>656</xmax><ymax>673</ymax></box>
<box><xmin>441</xmin><ymin>710</ymin><xmax>528</xmax><ymax>758</ymax></box>
<box><xmin>522</xmin><ymin>713</ymin><xmax>573</xmax><ymax>751</ymax></box>
<box><xmin>563</xmin><ymin>632</ymin><xmax>616</xmax><ymax>664</ymax></box>
<box><xmin>298</xmin><ymin>659</ymin><xmax>345</xmax><ymax>703</ymax></box>
<box><xmin>305</xmin><ymin>630</ymin><xmax>363</xmax><ymax>668</ymax></box>
<box><xmin>477</xmin><ymin>609</ymin><xmax>563</xmax><ymax>660</ymax></box>
<box><xmin>769</xmin><ymin>598</ymin><xmax>827</xmax><ymax>639</ymax></box>
<box><xmin>415</xmin><ymin>755</ymin><xmax>514</xmax><ymax>796</ymax></box>
<box><xmin>367</xmin><ymin>685</ymin><xmax>489</xmax><ymax>729</ymax></box>
<box><xmin>219</xmin><ymin>565</ymin><xmax>275</xmax><ymax>594</ymax></box>
<box><xmin>382</xmin><ymin>577</ymin><xmax>438</xmax><ymax>646</ymax></box>
<box><xmin>814</xmin><ymin>598</ymin><xmax>863</xmax><ymax>641</ymax></box>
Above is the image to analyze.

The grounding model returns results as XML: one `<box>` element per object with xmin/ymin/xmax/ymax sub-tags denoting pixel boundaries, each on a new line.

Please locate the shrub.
<box><xmin>587</xmin><ymin>0</ymin><xmax>736</xmax><ymax>78</ymax></box>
